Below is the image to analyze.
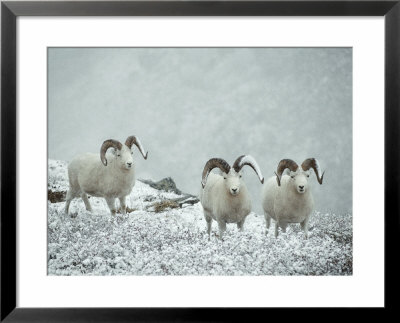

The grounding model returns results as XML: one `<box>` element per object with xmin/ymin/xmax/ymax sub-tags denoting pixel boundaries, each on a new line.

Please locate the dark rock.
<box><xmin>171</xmin><ymin>195</ymin><xmax>200</xmax><ymax>207</ymax></box>
<box><xmin>48</xmin><ymin>189</ymin><xmax>66</xmax><ymax>203</ymax></box>
<box><xmin>139</xmin><ymin>177</ymin><xmax>200</xmax><ymax>209</ymax></box>
<box><xmin>143</xmin><ymin>195</ymin><xmax>156</xmax><ymax>202</ymax></box>
<box><xmin>139</xmin><ymin>177</ymin><xmax>182</xmax><ymax>195</ymax></box>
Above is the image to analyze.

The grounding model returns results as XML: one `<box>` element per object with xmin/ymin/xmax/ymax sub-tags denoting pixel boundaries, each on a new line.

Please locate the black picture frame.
<box><xmin>1</xmin><ymin>1</ymin><xmax>399</xmax><ymax>321</ymax></box>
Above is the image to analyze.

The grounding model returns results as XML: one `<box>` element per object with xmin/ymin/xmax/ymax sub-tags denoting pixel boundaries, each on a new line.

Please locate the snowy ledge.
<box><xmin>48</xmin><ymin>159</ymin><xmax>352</xmax><ymax>276</ymax></box>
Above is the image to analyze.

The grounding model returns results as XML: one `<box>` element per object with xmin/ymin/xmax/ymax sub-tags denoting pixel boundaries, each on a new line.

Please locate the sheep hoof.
<box><xmin>70</xmin><ymin>212</ymin><xmax>78</xmax><ymax>218</ymax></box>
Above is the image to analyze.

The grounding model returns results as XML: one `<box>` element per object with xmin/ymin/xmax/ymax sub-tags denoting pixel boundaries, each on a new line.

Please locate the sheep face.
<box><xmin>112</xmin><ymin>145</ymin><xmax>134</xmax><ymax>171</ymax></box>
<box><xmin>289</xmin><ymin>169</ymin><xmax>311</xmax><ymax>194</ymax></box>
<box><xmin>223</xmin><ymin>169</ymin><xmax>243</xmax><ymax>196</ymax></box>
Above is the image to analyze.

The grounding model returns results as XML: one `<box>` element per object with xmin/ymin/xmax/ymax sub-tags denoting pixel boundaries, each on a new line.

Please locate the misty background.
<box><xmin>48</xmin><ymin>48</ymin><xmax>352</xmax><ymax>215</ymax></box>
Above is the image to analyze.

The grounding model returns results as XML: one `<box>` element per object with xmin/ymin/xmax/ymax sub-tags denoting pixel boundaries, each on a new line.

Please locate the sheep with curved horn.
<box><xmin>200</xmin><ymin>155</ymin><xmax>264</xmax><ymax>239</ymax></box>
<box><xmin>262</xmin><ymin>158</ymin><xmax>325</xmax><ymax>238</ymax></box>
<box><xmin>65</xmin><ymin>135</ymin><xmax>148</xmax><ymax>216</ymax></box>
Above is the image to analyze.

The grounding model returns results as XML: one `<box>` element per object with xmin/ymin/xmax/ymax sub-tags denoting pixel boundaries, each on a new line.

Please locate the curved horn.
<box><xmin>100</xmin><ymin>139</ymin><xmax>123</xmax><ymax>166</ymax></box>
<box><xmin>201</xmin><ymin>158</ymin><xmax>231</xmax><ymax>188</ymax></box>
<box><xmin>275</xmin><ymin>159</ymin><xmax>299</xmax><ymax>186</ymax></box>
<box><xmin>232</xmin><ymin>155</ymin><xmax>264</xmax><ymax>184</ymax></box>
<box><xmin>301</xmin><ymin>158</ymin><xmax>325</xmax><ymax>184</ymax></box>
<box><xmin>125</xmin><ymin>135</ymin><xmax>148</xmax><ymax>160</ymax></box>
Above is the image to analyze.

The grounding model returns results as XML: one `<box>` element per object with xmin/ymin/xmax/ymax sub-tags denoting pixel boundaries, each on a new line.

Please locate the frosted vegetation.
<box><xmin>48</xmin><ymin>160</ymin><xmax>352</xmax><ymax>276</ymax></box>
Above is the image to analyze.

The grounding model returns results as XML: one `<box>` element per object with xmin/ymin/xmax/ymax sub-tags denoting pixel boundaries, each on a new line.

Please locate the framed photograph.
<box><xmin>1</xmin><ymin>0</ymin><xmax>399</xmax><ymax>321</ymax></box>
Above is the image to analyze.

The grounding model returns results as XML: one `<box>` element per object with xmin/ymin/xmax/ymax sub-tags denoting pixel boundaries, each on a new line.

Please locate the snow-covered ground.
<box><xmin>48</xmin><ymin>159</ymin><xmax>352</xmax><ymax>276</ymax></box>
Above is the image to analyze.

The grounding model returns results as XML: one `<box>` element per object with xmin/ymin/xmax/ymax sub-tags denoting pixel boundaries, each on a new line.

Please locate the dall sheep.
<box><xmin>261</xmin><ymin>158</ymin><xmax>324</xmax><ymax>238</ymax></box>
<box><xmin>200</xmin><ymin>155</ymin><xmax>264</xmax><ymax>239</ymax></box>
<box><xmin>65</xmin><ymin>136</ymin><xmax>148</xmax><ymax>216</ymax></box>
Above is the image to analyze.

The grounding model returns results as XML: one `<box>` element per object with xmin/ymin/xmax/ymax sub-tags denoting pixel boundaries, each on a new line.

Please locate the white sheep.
<box><xmin>199</xmin><ymin>155</ymin><xmax>264</xmax><ymax>239</ymax></box>
<box><xmin>64</xmin><ymin>136</ymin><xmax>148</xmax><ymax>216</ymax></box>
<box><xmin>262</xmin><ymin>158</ymin><xmax>324</xmax><ymax>238</ymax></box>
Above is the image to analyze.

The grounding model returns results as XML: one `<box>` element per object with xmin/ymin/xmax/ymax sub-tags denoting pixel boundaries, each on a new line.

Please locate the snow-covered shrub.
<box><xmin>48</xmin><ymin>159</ymin><xmax>352</xmax><ymax>276</ymax></box>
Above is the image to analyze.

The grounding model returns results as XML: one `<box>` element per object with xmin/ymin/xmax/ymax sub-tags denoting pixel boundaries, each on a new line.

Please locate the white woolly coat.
<box><xmin>68</xmin><ymin>153</ymin><xmax>135</xmax><ymax>199</ymax></box>
<box><xmin>262</xmin><ymin>175</ymin><xmax>314</xmax><ymax>224</ymax></box>
<box><xmin>200</xmin><ymin>172</ymin><xmax>251</xmax><ymax>224</ymax></box>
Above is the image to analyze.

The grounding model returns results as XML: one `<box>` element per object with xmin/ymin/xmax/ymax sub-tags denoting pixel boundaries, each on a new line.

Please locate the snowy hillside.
<box><xmin>48</xmin><ymin>159</ymin><xmax>352</xmax><ymax>276</ymax></box>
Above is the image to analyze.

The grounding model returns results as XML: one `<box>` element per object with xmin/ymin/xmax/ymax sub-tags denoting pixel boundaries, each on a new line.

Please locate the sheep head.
<box><xmin>100</xmin><ymin>135</ymin><xmax>148</xmax><ymax>170</ymax></box>
<box><xmin>275</xmin><ymin>158</ymin><xmax>325</xmax><ymax>194</ymax></box>
<box><xmin>201</xmin><ymin>155</ymin><xmax>264</xmax><ymax>196</ymax></box>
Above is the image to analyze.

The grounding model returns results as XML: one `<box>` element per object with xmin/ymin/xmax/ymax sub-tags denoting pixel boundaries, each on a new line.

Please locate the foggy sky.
<box><xmin>48</xmin><ymin>48</ymin><xmax>352</xmax><ymax>214</ymax></box>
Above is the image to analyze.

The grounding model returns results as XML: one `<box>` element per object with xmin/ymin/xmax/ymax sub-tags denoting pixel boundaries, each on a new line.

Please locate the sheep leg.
<box><xmin>237</xmin><ymin>219</ymin><xmax>245</xmax><ymax>231</ymax></box>
<box><xmin>206</xmin><ymin>220</ymin><xmax>212</xmax><ymax>239</ymax></box>
<box><xmin>274</xmin><ymin>221</ymin><xmax>279</xmax><ymax>238</ymax></box>
<box><xmin>65</xmin><ymin>196</ymin><xmax>72</xmax><ymax>215</ymax></box>
<box><xmin>105</xmin><ymin>197</ymin><xmax>116</xmax><ymax>215</ymax></box>
<box><xmin>203</xmin><ymin>210</ymin><xmax>213</xmax><ymax>236</ymax></box>
<box><xmin>81</xmin><ymin>193</ymin><xmax>92</xmax><ymax>212</ymax></box>
<box><xmin>203</xmin><ymin>212</ymin><xmax>213</xmax><ymax>239</ymax></box>
<box><xmin>300</xmin><ymin>217</ymin><xmax>310</xmax><ymax>239</ymax></box>
<box><xmin>206</xmin><ymin>218</ymin><xmax>212</xmax><ymax>238</ymax></box>
<box><xmin>65</xmin><ymin>189</ymin><xmax>77</xmax><ymax>215</ymax></box>
<box><xmin>217</xmin><ymin>220</ymin><xmax>226</xmax><ymax>240</ymax></box>
<box><xmin>281</xmin><ymin>222</ymin><xmax>288</xmax><ymax>233</ymax></box>
<box><xmin>264</xmin><ymin>211</ymin><xmax>271</xmax><ymax>234</ymax></box>
<box><xmin>119</xmin><ymin>196</ymin><xmax>127</xmax><ymax>215</ymax></box>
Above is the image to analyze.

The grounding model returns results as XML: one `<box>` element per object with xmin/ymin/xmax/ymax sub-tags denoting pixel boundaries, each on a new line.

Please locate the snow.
<box><xmin>48</xmin><ymin>159</ymin><xmax>352</xmax><ymax>276</ymax></box>
<box><xmin>48</xmin><ymin>48</ymin><xmax>353</xmax><ymax>215</ymax></box>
